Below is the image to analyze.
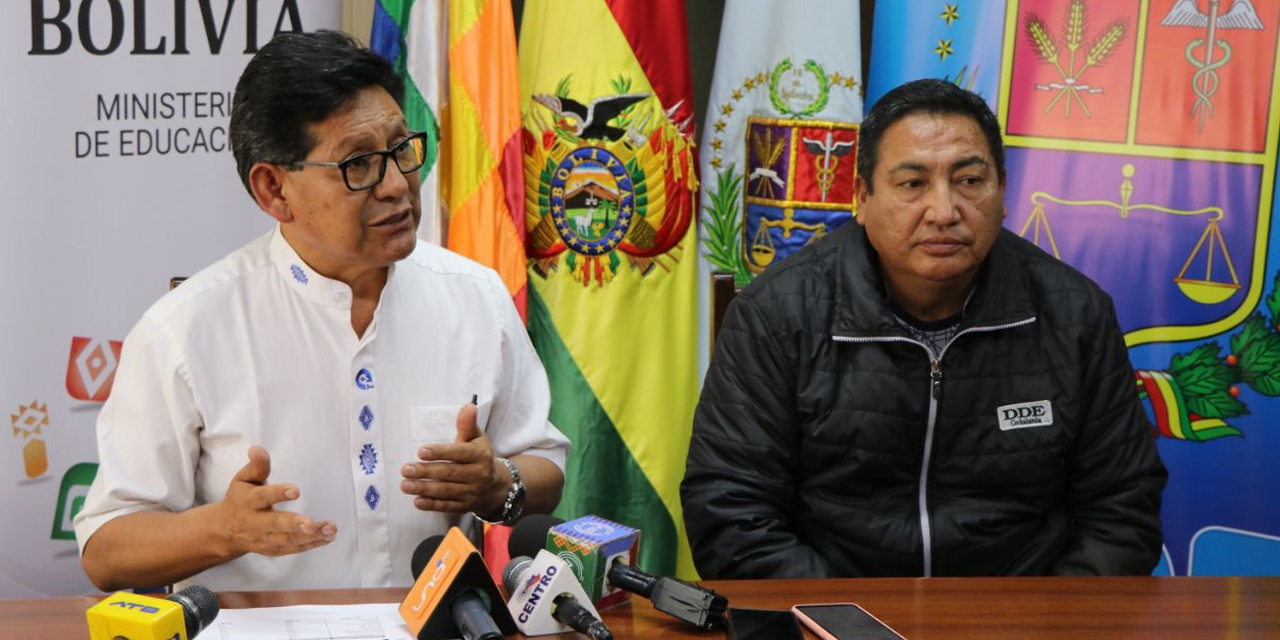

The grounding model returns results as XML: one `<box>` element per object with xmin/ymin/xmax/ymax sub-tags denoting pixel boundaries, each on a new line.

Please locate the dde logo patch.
<box><xmin>997</xmin><ymin>400</ymin><xmax>1054</xmax><ymax>431</ymax></box>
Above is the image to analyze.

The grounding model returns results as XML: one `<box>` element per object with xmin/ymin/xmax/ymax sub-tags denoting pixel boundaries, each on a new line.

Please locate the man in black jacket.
<box><xmin>681</xmin><ymin>79</ymin><xmax>1167</xmax><ymax>578</ymax></box>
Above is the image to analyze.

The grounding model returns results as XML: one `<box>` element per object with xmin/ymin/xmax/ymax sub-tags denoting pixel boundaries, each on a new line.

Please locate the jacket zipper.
<box><xmin>832</xmin><ymin>316</ymin><xmax>1035</xmax><ymax>576</ymax></box>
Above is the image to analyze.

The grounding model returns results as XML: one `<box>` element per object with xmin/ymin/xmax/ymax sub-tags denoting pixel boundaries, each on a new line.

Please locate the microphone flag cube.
<box><xmin>547</xmin><ymin>516</ymin><xmax>640</xmax><ymax>610</ymax></box>
<box><xmin>86</xmin><ymin>592</ymin><xmax>186</xmax><ymax>640</ymax></box>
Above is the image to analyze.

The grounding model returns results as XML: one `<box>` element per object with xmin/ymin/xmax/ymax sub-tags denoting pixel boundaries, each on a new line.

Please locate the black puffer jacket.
<box><xmin>682</xmin><ymin>223</ymin><xmax>1167</xmax><ymax>578</ymax></box>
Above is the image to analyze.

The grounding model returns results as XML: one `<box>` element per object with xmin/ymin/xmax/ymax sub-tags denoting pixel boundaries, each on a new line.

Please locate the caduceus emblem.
<box><xmin>801</xmin><ymin>132</ymin><xmax>855</xmax><ymax>203</ymax></box>
<box><xmin>1161</xmin><ymin>0</ymin><xmax>1266</xmax><ymax>131</ymax></box>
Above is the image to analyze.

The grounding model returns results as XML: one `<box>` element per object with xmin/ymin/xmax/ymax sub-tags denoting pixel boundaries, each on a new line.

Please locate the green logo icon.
<box><xmin>50</xmin><ymin>462</ymin><xmax>98</xmax><ymax>541</ymax></box>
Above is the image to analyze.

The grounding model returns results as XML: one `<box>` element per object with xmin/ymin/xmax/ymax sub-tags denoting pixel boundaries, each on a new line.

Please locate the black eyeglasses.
<box><xmin>282</xmin><ymin>131</ymin><xmax>428</xmax><ymax>191</ymax></box>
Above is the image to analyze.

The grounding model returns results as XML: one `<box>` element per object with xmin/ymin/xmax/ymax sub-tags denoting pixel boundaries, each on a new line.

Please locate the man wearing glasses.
<box><xmin>73</xmin><ymin>31</ymin><xmax>569</xmax><ymax>592</ymax></box>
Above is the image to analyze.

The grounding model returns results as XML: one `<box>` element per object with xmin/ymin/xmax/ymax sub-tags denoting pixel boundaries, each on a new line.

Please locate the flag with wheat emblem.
<box><xmin>870</xmin><ymin>0</ymin><xmax>1280</xmax><ymax>576</ymax></box>
<box><xmin>519</xmin><ymin>0</ymin><xmax>700</xmax><ymax>578</ymax></box>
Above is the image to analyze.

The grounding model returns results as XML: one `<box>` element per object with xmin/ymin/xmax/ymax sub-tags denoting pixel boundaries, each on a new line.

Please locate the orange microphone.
<box><xmin>399</xmin><ymin>527</ymin><xmax>516</xmax><ymax>640</ymax></box>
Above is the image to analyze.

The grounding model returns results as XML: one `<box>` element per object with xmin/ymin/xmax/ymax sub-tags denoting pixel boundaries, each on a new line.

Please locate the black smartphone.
<box><xmin>792</xmin><ymin>603</ymin><xmax>907</xmax><ymax>640</ymax></box>
<box><xmin>727</xmin><ymin>607</ymin><xmax>805</xmax><ymax>640</ymax></box>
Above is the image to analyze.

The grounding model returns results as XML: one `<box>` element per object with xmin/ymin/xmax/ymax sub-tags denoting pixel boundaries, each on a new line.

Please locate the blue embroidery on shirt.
<box><xmin>356</xmin><ymin>368</ymin><xmax>375</xmax><ymax>390</ymax></box>
<box><xmin>359</xmin><ymin>405</ymin><xmax>374</xmax><ymax>430</ymax></box>
<box><xmin>290</xmin><ymin>264</ymin><xmax>308</xmax><ymax>284</ymax></box>
<box><xmin>359</xmin><ymin>444</ymin><xmax>378</xmax><ymax>475</ymax></box>
<box><xmin>365</xmin><ymin>485</ymin><xmax>380</xmax><ymax>510</ymax></box>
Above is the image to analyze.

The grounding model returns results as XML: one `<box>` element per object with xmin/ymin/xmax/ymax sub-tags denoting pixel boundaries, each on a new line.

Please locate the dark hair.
<box><xmin>856</xmin><ymin>79</ymin><xmax>1005</xmax><ymax>193</ymax></box>
<box><xmin>229</xmin><ymin>30</ymin><xmax>404</xmax><ymax>196</ymax></box>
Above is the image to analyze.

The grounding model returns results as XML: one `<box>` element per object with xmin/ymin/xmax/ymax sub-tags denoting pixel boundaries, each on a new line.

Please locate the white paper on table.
<box><xmin>200</xmin><ymin>603</ymin><xmax>422</xmax><ymax>640</ymax></box>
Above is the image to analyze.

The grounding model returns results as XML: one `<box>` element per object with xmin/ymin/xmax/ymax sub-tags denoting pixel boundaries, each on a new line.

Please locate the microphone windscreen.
<box><xmin>167</xmin><ymin>585</ymin><xmax>220</xmax><ymax>639</ymax></box>
<box><xmin>411</xmin><ymin>535</ymin><xmax>447</xmax><ymax>579</ymax></box>
<box><xmin>502</xmin><ymin>556</ymin><xmax>534</xmax><ymax>593</ymax></box>
<box><xmin>507</xmin><ymin>514</ymin><xmax>565</xmax><ymax>559</ymax></box>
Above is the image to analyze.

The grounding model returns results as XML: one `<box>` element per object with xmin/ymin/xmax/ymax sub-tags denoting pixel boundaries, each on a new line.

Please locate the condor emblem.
<box><xmin>524</xmin><ymin>81</ymin><xmax>697</xmax><ymax>287</ymax></box>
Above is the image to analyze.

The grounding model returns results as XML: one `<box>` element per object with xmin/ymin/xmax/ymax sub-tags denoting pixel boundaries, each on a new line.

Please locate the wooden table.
<box><xmin>4</xmin><ymin>577</ymin><xmax>1278</xmax><ymax>639</ymax></box>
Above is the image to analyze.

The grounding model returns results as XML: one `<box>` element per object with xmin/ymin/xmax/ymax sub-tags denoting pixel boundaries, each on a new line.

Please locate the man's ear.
<box><xmin>249</xmin><ymin>163</ymin><xmax>293</xmax><ymax>223</ymax></box>
<box><xmin>854</xmin><ymin>175</ymin><xmax>870</xmax><ymax>226</ymax></box>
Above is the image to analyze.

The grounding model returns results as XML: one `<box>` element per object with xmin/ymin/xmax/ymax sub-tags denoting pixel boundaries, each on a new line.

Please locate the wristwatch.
<box><xmin>480</xmin><ymin>456</ymin><xmax>526</xmax><ymax>525</ymax></box>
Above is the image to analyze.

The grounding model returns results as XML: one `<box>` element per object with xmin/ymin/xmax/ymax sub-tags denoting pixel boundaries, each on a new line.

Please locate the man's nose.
<box><xmin>374</xmin><ymin>160</ymin><xmax>413</xmax><ymax>199</ymax></box>
<box><xmin>923</xmin><ymin>181</ymin><xmax>961</xmax><ymax>225</ymax></box>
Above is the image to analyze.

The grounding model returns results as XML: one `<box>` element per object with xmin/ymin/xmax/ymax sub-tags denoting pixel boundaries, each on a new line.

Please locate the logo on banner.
<box><xmin>1160</xmin><ymin>0</ymin><xmax>1266</xmax><ymax>132</ymax></box>
<box><xmin>998</xmin><ymin>0</ymin><xmax>1280</xmax><ymax>443</ymax></box>
<box><xmin>10</xmin><ymin>401</ymin><xmax>51</xmax><ymax>478</ymax></box>
<box><xmin>701</xmin><ymin>58</ymin><xmax>862</xmax><ymax>285</ymax></box>
<box><xmin>50</xmin><ymin>463</ymin><xmax>98</xmax><ymax>541</ymax></box>
<box><xmin>524</xmin><ymin>77</ymin><xmax>697</xmax><ymax>287</ymax></box>
<box><xmin>1023</xmin><ymin>1</ymin><xmax>1129</xmax><ymax>119</ymax></box>
<box><xmin>1005</xmin><ymin>0</ymin><xmax>1278</xmax><ymax>344</ymax></box>
<box><xmin>66</xmin><ymin>337</ymin><xmax>123</xmax><ymax>402</ymax></box>
<box><xmin>742</xmin><ymin>116</ymin><xmax>858</xmax><ymax>274</ymax></box>
<box><xmin>767</xmin><ymin>59</ymin><xmax>833</xmax><ymax>118</ymax></box>
<box><xmin>1009</xmin><ymin>0</ymin><xmax>1139</xmax><ymax>143</ymax></box>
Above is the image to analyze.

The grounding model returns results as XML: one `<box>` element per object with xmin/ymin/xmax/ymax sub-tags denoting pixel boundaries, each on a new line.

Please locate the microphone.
<box><xmin>502</xmin><ymin>552</ymin><xmax>613</xmax><ymax>640</ymax></box>
<box><xmin>86</xmin><ymin>585</ymin><xmax>220</xmax><ymax>640</ymax></box>
<box><xmin>411</xmin><ymin>534</ymin><xmax>446</xmax><ymax>579</ymax></box>
<box><xmin>605</xmin><ymin>559</ymin><xmax>727</xmax><ymax>631</ymax></box>
<box><xmin>399</xmin><ymin>527</ymin><xmax>517</xmax><ymax>640</ymax></box>
<box><xmin>510</xmin><ymin>515</ymin><xmax>728</xmax><ymax>631</ymax></box>
<box><xmin>450</xmin><ymin>593</ymin><xmax>503</xmax><ymax>640</ymax></box>
<box><xmin>510</xmin><ymin>514</ymin><xmax>641</xmax><ymax>610</ymax></box>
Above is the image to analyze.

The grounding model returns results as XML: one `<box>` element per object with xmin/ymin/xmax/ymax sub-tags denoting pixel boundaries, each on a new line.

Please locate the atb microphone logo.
<box><xmin>66</xmin><ymin>337</ymin><xmax>123</xmax><ymax>402</ymax></box>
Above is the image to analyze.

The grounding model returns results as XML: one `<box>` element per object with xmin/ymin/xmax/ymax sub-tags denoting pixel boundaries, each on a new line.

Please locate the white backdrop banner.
<box><xmin>0</xmin><ymin>0</ymin><xmax>342</xmax><ymax>598</ymax></box>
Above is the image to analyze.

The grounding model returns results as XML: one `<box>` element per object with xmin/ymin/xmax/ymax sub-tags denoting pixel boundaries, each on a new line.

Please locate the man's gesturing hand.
<box><xmin>218</xmin><ymin>445</ymin><xmax>336</xmax><ymax>558</ymax></box>
<box><xmin>399</xmin><ymin>402</ymin><xmax>508</xmax><ymax>516</ymax></box>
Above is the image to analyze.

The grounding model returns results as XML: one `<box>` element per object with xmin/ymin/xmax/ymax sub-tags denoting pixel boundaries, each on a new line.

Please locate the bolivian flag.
<box><xmin>519</xmin><ymin>0</ymin><xmax>700</xmax><ymax>578</ymax></box>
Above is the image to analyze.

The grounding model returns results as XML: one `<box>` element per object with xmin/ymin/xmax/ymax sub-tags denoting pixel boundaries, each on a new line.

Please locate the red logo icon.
<box><xmin>66</xmin><ymin>337</ymin><xmax>123</xmax><ymax>402</ymax></box>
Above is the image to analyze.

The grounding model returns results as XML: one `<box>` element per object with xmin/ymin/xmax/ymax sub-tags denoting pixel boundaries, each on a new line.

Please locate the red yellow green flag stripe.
<box><xmin>519</xmin><ymin>0</ymin><xmax>700</xmax><ymax>578</ymax></box>
<box><xmin>1135</xmin><ymin>370</ymin><xmax>1242</xmax><ymax>442</ymax></box>
<box><xmin>443</xmin><ymin>0</ymin><xmax>528</xmax><ymax>318</ymax></box>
